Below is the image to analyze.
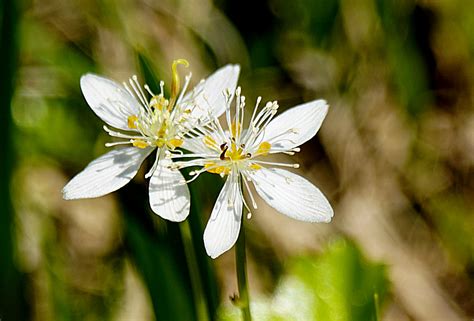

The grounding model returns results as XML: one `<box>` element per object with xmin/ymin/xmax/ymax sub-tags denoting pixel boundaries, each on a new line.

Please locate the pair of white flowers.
<box><xmin>63</xmin><ymin>60</ymin><xmax>333</xmax><ymax>258</ymax></box>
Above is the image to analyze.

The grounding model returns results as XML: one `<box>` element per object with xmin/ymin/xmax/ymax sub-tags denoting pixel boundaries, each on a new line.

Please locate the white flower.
<box><xmin>62</xmin><ymin>60</ymin><xmax>240</xmax><ymax>222</ymax></box>
<box><xmin>173</xmin><ymin>88</ymin><xmax>333</xmax><ymax>257</ymax></box>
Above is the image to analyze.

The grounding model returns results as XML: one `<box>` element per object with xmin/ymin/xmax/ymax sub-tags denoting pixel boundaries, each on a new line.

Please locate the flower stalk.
<box><xmin>235</xmin><ymin>213</ymin><xmax>252</xmax><ymax>321</ymax></box>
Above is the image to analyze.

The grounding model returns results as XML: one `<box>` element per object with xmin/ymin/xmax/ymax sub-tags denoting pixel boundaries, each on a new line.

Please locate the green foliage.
<box><xmin>291</xmin><ymin>239</ymin><xmax>387</xmax><ymax>321</ymax></box>
<box><xmin>187</xmin><ymin>181</ymin><xmax>222</xmax><ymax>320</ymax></box>
<box><xmin>0</xmin><ymin>0</ymin><xmax>29</xmax><ymax>319</ymax></box>
<box><xmin>14</xmin><ymin>17</ymin><xmax>98</xmax><ymax>166</ymax></box>
<box><xmin>429</xmin><ymin>195</ymin><xmax>474</xmax><ymax>265</ymax></box>
<box><xmin>124</xmin><ymin>208</ymin><xmax>196</xmax><ymax>321</ymax></box>
<box><xmin>219</xmin><ymin>238</ymin><xmax>388</xmax><ymax>321</ymax></box>
<box><xmin>375</xmin><ymin>0</ymin><xmax>432</xmax><ymax>117</ymax></box>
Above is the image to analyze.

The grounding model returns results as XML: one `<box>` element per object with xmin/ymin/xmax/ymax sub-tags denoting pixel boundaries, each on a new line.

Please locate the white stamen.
<box><xmin>105</xmin><ymin>141</ymin><xmax>132</xmax><ymax>147</ymax></box>
<box><xmin>242</xmin><ymin>172</ymin><xmax>258</xmax><ymax>209</ymax></box>
<box><xmin>103</xmin><ymin>125</ymin><xmax>147</xmax><ymax>140</ymax></box>
<box><xmin>145</xmin><ymin>150</ymin><xmax>162</xmax><ymax>179</ymax></box>
<box><xmin>144</xmin><ymin>84</ymin><xmax>155</xmax><ymax>96</ymax></box>
<box><xmin>133</xmin><ymin>75</ymin><xmax>149</xmax><ymax>106</ymax></box>
<box><xmin>252</xmin><ymin>160</ymin><xmax>300</xmax><ymax>168</ymax></box>
<box><xmin>123</xmin><ymin>82</ymin><xmax>135</xmax><ymax>98</ymax></box>
<box><xmin>129</xmin><ymin>76</ymin><xmax>148</xmax><ymax>111</ymax></box>
<box><xmin>177</xmin><ymin>73</ymin><xmax>192</xmax><ymax>105</ymax></box>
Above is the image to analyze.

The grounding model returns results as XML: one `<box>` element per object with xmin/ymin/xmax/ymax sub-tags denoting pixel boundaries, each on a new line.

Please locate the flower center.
<box><xmin>202</xmin><ymin>136</ymin><xmax>272</xmax><ymax>175</ymax></box>
<box><xmin>222</xmin><ymin>142</ymin><xmax>249</xmax><ymax>161</ymax></box>
<box><xmin>127</xmin><ymin>107</ymin><xmax>184</xmax><ymax>149</ymax></box>
<box><xmin>122</xmin><ymin>59</ymin><xmax>190</xmax><ymax>150</ymax></box>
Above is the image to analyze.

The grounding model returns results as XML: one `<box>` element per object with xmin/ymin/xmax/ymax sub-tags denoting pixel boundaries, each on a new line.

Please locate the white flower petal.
<box><xmin>63</xmin><ymin>147</ymin><xmax>152</xmax><ymax>200</ymax></box>
<box><xmin>182</xmin><ymin>64</ymin><xmax>240</xmax><ymax>120</ymax></box>
<box><xmin>261</xmin><ymin>99</ymin><xmax>328</xmax><ymax>150</ymax></box>
<box><xmin>149</xmin><ymin>159</ymin><xmax>191</xmax><ymax>222</ymax></box>
<box><xmin>181</xmin><ymin>136</ymin><xmax>209</xmax><ymax>154</ymax></box>
<box><xmin>81</xmin><ymin>74</ymin><xmax>142</xmax><ymax>131</ymax></box>
<box><xmin>181</xmin><ymin>130</ymin><xmax>224</xmax><ymax>155</ymax></box>
<box><xmin>249</xmin><ymin>167</ymin><xmax>333</xmax><ymax>223</ymax></box>
<box><xmin>204</xmin><ymin>176</ymin><xmax>242</xmax><ymax>258</ymax></box>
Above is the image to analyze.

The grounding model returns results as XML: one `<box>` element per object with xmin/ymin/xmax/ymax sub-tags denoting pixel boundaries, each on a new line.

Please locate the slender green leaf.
<box><xmin>0</xmin><ymin>0</ymin><xmax>29</xmax><ymax>319</ymax></box>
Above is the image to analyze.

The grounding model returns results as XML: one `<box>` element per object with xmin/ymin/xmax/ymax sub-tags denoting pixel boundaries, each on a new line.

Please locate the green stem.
<box><xmin>374</xmin><ymin>292</ymin><xmax>380</xmax><ymax>321</ymax></box>
<box><xmin>180</xmin><ymin>220</ymin><xmax>210</xmax><ymax>321</ymax></box>
<box><xmin>235</xmin><ymin>216</ymin><xmax>252</xmax><ymax>321</ymax></box>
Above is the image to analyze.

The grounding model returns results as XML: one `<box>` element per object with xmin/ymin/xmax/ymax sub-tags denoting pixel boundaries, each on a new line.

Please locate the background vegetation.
<box><xmin>1</xmin><ymin>0</ymin><xmax>473</xmax><ymax>320</ymax></box>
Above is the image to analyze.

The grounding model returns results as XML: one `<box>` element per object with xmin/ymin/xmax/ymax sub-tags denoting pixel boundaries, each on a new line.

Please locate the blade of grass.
<box><xmin>0</xmin><ymin>0</ymin><xmax>29</xmax><ymax>319</ymax></box>
<box><xmin>187</xmin><ymin>178</ymin><xmax>222</xmax><ymax>320</ymax></box>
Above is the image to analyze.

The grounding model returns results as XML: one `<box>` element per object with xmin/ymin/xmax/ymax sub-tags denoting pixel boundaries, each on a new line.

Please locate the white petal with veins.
<box><xmin>181</xmin><ymin>136</ymin><xmax>210</xmax><ymax>154</ymax></box>
<box><xmin>204</xmin><ymin>176</ymin><xmax>242</xmax><ymax>258</ymax></box>
<box><xmin>260</xmin><ymin>100</ymin><xmax>328</xmax><ymax>150</ymax></box>
<box><xmin>249</xmin><ymin>167</ymin><xmax>333</xmax><ymax>223</ymax></box>
<box><xmin>149</xmin><ymin>158</ymin><xmax>191</xmax><ymax>222</ymax></box>
<box><xmin>81</xmin><ymin>74</ymin><xmax>142</xmax><ymax>131</ymax></box>
<box><xmin>63</xmin><ymin>147</ymin><xmax>152</xmax><ymax>199</ymax></box>
<box><xmin>182</xmin><ymin>65</ymin><xmax>240</xmax><ymax>121</ymax></box>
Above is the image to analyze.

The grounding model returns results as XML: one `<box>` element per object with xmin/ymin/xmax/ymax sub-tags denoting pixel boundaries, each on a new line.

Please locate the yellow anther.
<box><xmin>132</xmin><ymin>139</ymin><xmax>148</xmax><ymax>149</ymax></box>
<box><xmin>205</xmin><ymin>163</ymin><xmax>230</xmax><ymax>175</ymax></box>
<box><xmin>150</xmin><ymin>95</ymin><xmax>168</xmax><ymax>110</ymax></box>
<box><xmin>155</xmin><ymin>138</ymin><xmax>166</xmax><ymax>148</ymax></box>
<box><xmin>204</xmin><ymin>162</ymin><xmax>216</xmax><ymax>169</ymax></box>
<box><xmin>167</xmin><ymin>138</ymin><xmax>183</xmax><ymax>149</ymax></box>
<box><xmin>250</xmin><ymin>163</ymin><xmax>262</xmax><ymax>170</ymax></box>
<box><xmin>225</xmin><ymin>142</ymin><xmax>246</xmax><ymax>161</ymax></box>
<box><xmin>157</xmin><ymin>121</ymin><xmax>169</xmax><ymax>137</ymax></box>
<box><xmin>203</xmin><ymin>135</ymin><xmax>217</xmax><ymax>149</ymax></box>
<box><xmin>127</xmin><ymin>115</ymin><xmax>138</xmax><ymax>129</ymax></box>
<box><xmin>257</xmin><ymin>142</ymin><xmax>271</xmax><ymax>156</ymax></box>
<box><xmin>169</xmin><ymin>58</ymin><xmax>189</xmax><ymax>110</ymax></box>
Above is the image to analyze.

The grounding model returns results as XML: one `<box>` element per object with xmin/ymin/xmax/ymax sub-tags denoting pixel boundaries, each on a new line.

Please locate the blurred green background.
<box><xmin>1</xmin><ymin>0</ymin><xmax>474</xmax><ymax>320</ymax></box>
